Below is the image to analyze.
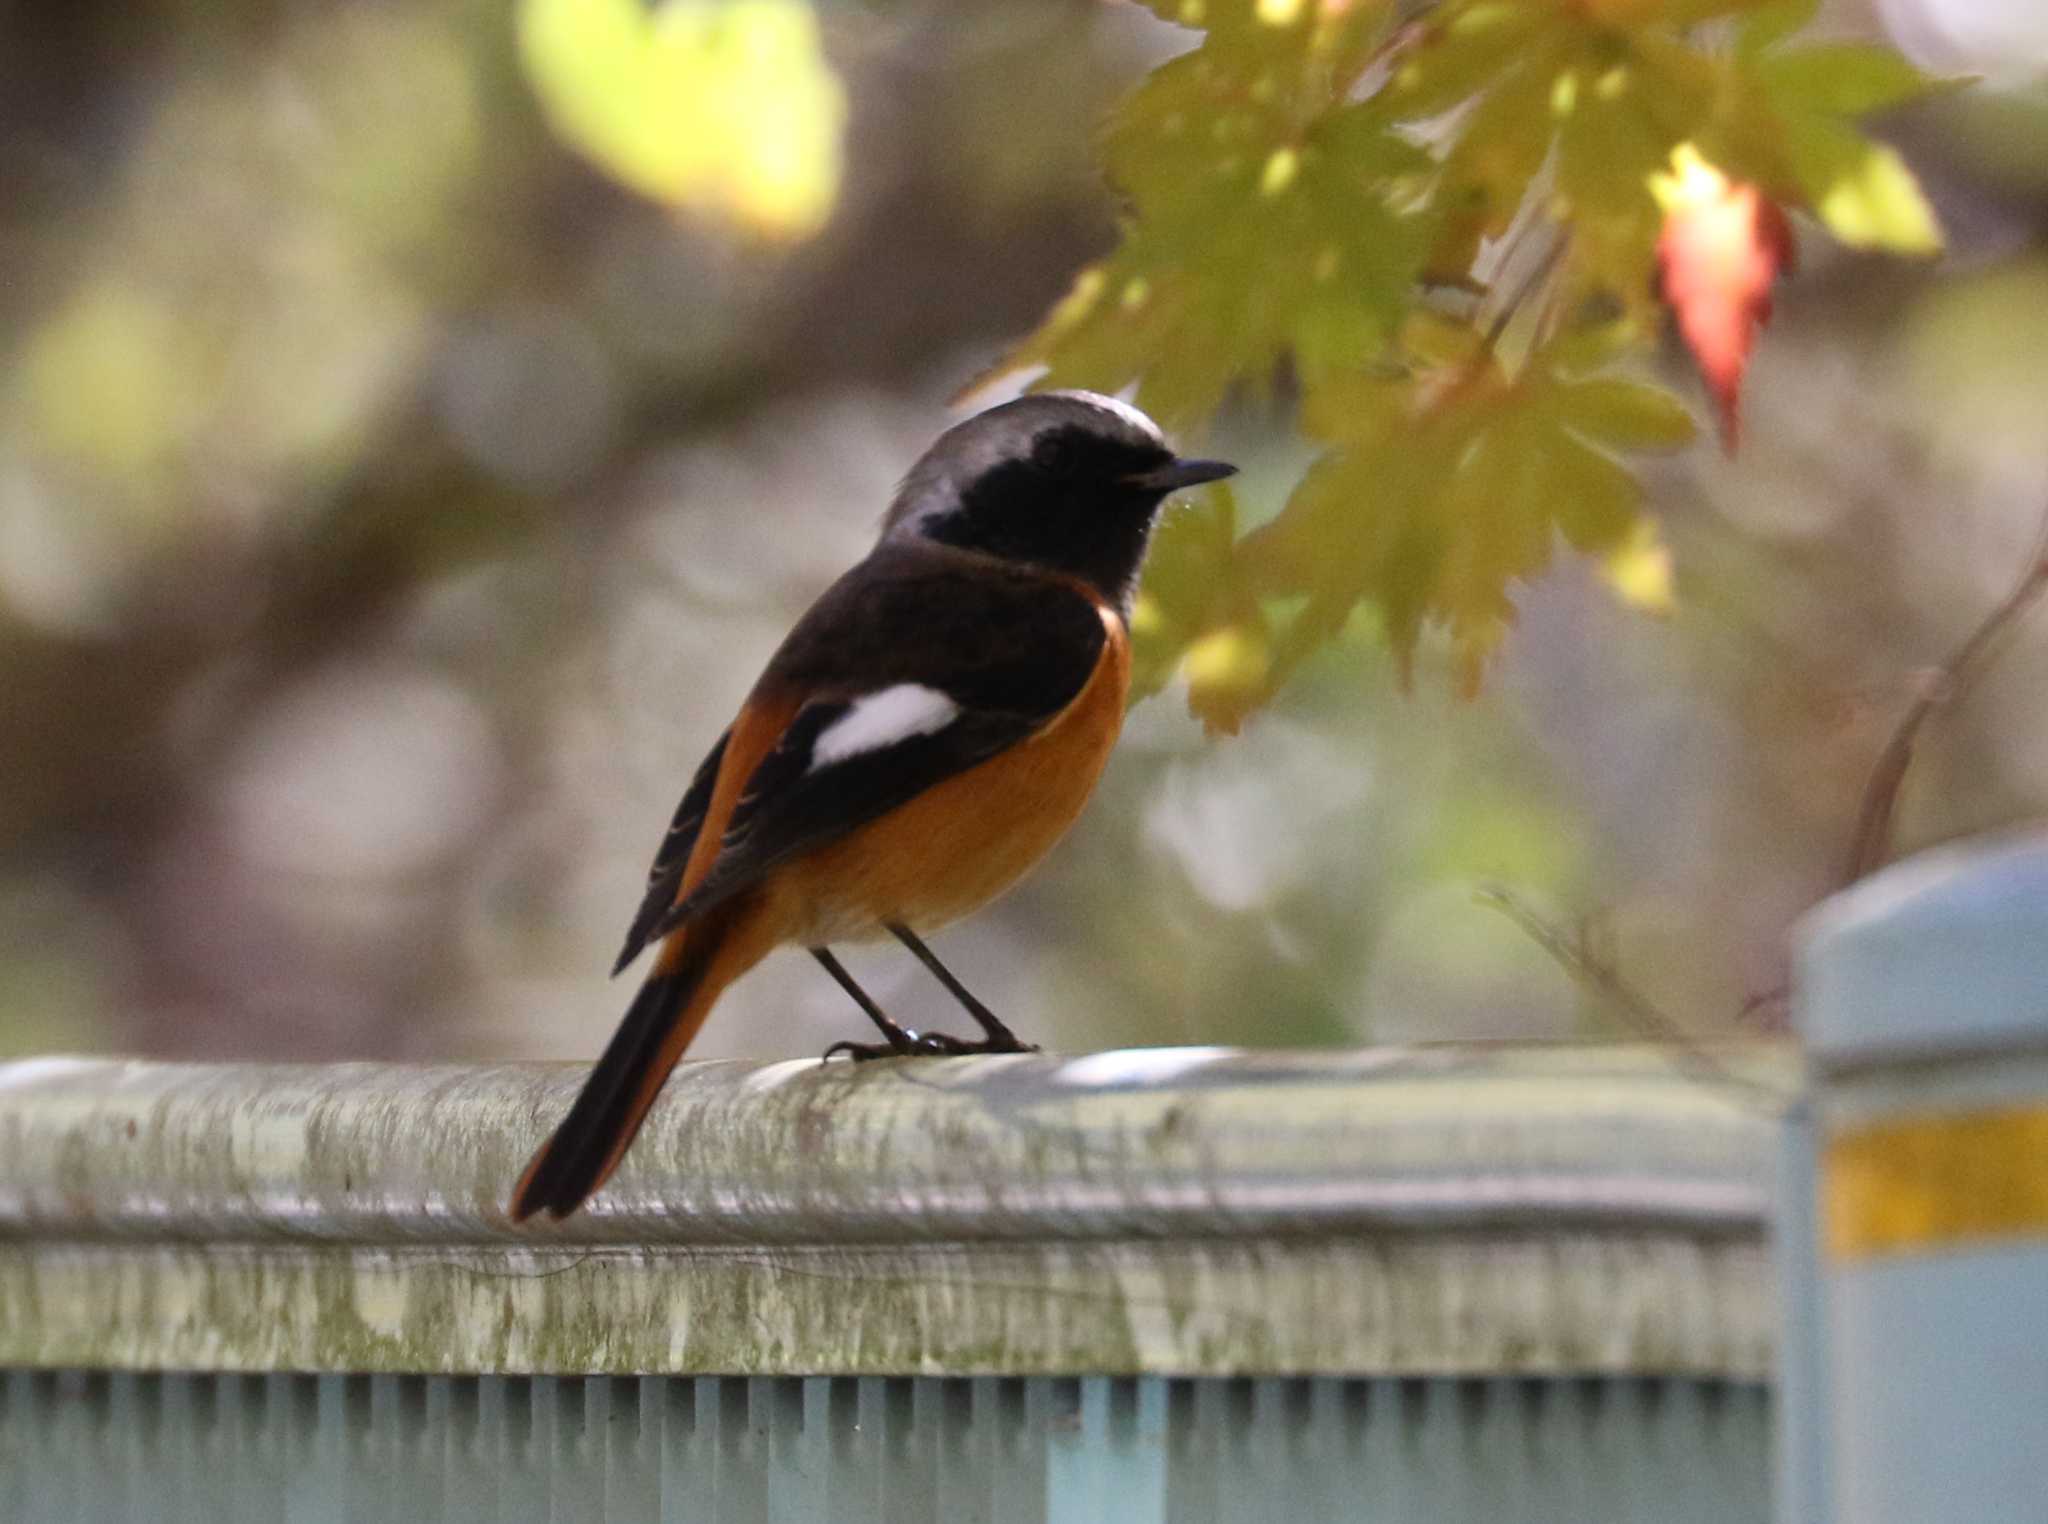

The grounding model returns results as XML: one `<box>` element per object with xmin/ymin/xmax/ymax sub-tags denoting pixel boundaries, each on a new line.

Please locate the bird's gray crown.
<box><xmin>882</xmin><ymin>390</ymin><xmax>1167</xmax><ymax>537</ymax></box>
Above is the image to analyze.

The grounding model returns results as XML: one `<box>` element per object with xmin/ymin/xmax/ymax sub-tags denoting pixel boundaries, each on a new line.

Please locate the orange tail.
<box><xmin>510</xmin><ymin>903</ymin><xmax>769</xmax><ymax>1222</ymax></box>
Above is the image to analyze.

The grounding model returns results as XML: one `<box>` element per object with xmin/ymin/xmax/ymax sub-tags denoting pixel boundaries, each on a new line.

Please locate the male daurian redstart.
<box><xmin>509</xmin><ymin>391</ymin><xmax>1234</xmax><ymax>1221</ymax></box>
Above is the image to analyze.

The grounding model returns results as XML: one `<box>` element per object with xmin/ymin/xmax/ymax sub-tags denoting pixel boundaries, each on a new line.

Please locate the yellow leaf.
<box><xmin>15</xmin><ymin>282</ymin><xmax>202</xmax><ymax>497</ymax></box>
<box><xmin>1726</xmin><ymin>25</ymin><xmax>1947</xmax><ymax>259</ymax></box>
<box><xmin>1815</xmin><ymin>142</ymin><xmax>1943</xmax><ymax>255</ymax></box>
<box><xmin>1600</xmin><ymin>519</ymin><xmax>1676</xmax><ymax>615</ymax></box>
<box><xmin>1183</xmin><ymin>619</ymin><xmax>1273</xmax><ymax>735</ymax></box>
<box><xmin>517</xmin><ymin>0</ymin><xmax>844</xmax><ymax>240</ymax></box>
<box><xmin>1131</xmin><ymin>484</ymin><xmax>1243</xmax><ymax>699</ymax></box>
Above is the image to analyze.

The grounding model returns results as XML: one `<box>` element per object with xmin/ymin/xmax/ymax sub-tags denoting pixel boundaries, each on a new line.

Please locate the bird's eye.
<box><xmin>1031</xmin><ymin>432</ymin><xmax>1077</xmax><ymax>475</ymax></box>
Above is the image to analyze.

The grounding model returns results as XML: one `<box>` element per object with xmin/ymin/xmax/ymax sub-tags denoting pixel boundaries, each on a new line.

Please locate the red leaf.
<box><xmin>1652</xmin><ymin>145</ymin><xmax>1795</xmax><ymax>450</ymax></box>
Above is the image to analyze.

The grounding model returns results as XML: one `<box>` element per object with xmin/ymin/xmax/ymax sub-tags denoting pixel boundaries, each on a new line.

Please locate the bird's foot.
<box><xmin>820</xmin><ymin>1030</ymin><xmax>1038</xmax><ymax>1062</ymax></box>
<box><xmin>821</xmin><ymin>1038</ymin><xmax>901</xmax><ymax>1062</ymax></box>
<box><xmin>957</xmin><ymin>1032</ymin><xmax>1040</xmax><ymax>1055</ymax></box>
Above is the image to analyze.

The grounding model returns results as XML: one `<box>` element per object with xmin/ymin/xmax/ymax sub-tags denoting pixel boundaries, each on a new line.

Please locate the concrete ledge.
<box><xmin>0</xmin><ymin>1045</ymin><xmax>1789</xmax><ymax>1377</ymax></box>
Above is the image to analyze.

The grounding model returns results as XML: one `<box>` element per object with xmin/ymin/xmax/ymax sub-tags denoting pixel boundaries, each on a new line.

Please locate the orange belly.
<box><xmin>765</xmin><ymin>610</ymin><xmax>1131</xmax><ymax>946</ymax></box>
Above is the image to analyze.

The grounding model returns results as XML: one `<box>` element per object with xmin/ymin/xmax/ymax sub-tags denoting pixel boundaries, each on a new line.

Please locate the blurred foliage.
<box><xmin>518</xmin><ymin>0</ymin><xmax>844</xmax><ymax>238</ymax></box>
<box><xmin>0</xmin><ymin>0</ymin><xmax>2043</xmax><ymax>1070</ymax></box>
<box><xmin>1001</xmin><ymin>0</ymin><xmax>1949</xmax><ymax>716</ymax></box>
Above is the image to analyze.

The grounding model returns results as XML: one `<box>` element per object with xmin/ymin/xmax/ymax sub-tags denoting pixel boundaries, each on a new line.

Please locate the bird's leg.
<box><xmin>811</xmin><ymin>948</ymin><xmax>975</xmax><ymax>1061</ymax></box>
<box><xmin>886</xmin><ymin>924</ymin><xmax>1038</xmax><ymax>1054</ymax></box>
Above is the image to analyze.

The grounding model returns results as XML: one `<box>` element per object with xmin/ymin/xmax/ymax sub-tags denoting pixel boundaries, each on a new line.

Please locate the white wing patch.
<box><xmin>809</xmin><ymin>684</ymin><xmax>961</xmax><ymax>772</ymax></box>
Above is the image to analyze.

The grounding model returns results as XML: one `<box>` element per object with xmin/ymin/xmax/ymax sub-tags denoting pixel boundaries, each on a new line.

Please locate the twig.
<box><xmin>1473</xmin><ymin>882</ymin><xmax>1791</xmax><ymax>1109</ymax></box>
<box><xmin>1840</xmin><ymin>507</ymin><xmax>2048</xmax><ymax>886</ymax></box>
<box><xmin>1481</xmin><ymin>229</ymin><xmax>1569</xmax><ymax>357</ymax></box>
<box><xmin>1737</xmin><ymin>983</ymin><xmax>1788</xmax><ymax>1029</ymax></box>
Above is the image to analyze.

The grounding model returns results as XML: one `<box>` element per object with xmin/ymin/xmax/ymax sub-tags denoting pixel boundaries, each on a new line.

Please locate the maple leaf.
<box><xmin>1712</xmin><ymin>8</ymin><xmax>1951</xmax><ymax>256</ymax></box>
<box><xmin>1384</xmin><ymin>5</ymin><xmax>1727</xmax><ymax>324</ymax></box>
<box><xmin>1129</xmin><ymin>483</ymin><xmax>1276</xmax><ymax>736</ymax></box>
<box><xmin>1181</xmin><ymin>617</ymin><xmax>1276</xmax><ymax>736</ymax></box>
<box><xmin>1651</xmin><ymin>144</ymin><xmax>1794</xmax><ymax>449</ymax></box>
<box><xmin>1240</xmin><ymin>330</ymin><xmax>1694</xmax><ymax>694</ymax></box>
<box><xmin>992</xmin><ymin>3</ymin><xmax>1434</xmax><ymax>426</ymax></box>
<box><xmin>981</xmin><ymin>0</ymin><xmax>1949</xmax><ymax>714</ymax></box>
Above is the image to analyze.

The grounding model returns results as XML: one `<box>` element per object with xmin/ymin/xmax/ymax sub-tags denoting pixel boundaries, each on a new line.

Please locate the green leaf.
<box><xmin>1002</xmin><ymin>22</ymin><xmax>1434</xmax><ymax>425</ymax></box>
<box><xmin>1129</xmin><ymin>482</ymin><xmax>1281</xmax><ymax>734</ymax></box>
<box><xmin>1544</xmin><ymin>318</ymin><xmax>1647</xmax><ymax>376</ymax></box>
<box><xmin>1543</xmin><ymin>431</ymin><xmax>1644</xmax><ymax>550</ymax></box>
<box><xmin>1131</xmin><ymin>483</ymin><xmax>1241</xmax><ymax>700</ymax></box>
<box><xmin>1428</xmin><ymin>24</ymin><xmax>1722</xmax><ymax>313</ymax></box>
<box><xmin>989</xmin><ymin>0</ymin><xmax>1955</xmax><ymax>714</ymax></box>
<box><xmin>1755</xmin><ymin>42</ymin><xmax>1949</xmax><ymax>116</ymax></box>
<box><xmin>1661</xmin><ymin>0</ymin><xmax>1799</xmax><ymax>25</ymax></box>
<box><xmin>1553</xmin><ymin>86</ymin><xmax>1682</xmax><ymax>309</ymax></box>
<box><xmin>1431</xmin><ymin>51</ymin><xmax>1558</xmax><ymax>243</ymax></box>
<box><xmin>1722</xmin><ymin>21</ymin><xmax>1947</xmax><ymax>255</ymax></box>
<box><xmin>1382</xmin><ymin>5</ymin><xmax>1544</xmax><ymax>122</ymax></box>
<box><xmin>1240</xmin><ymin>342</ymin><xmax>1660</xmax><ymax>691</ymax></box>
<box><xmin>1812</xmin><ymin>140</ymin><xmax>1944</xmax><ymax>253</ymax></box>
<box><xmin>1735</xmin><ymin>0</ymin><xmax>1820</xmax><ymax>56</ymax></box>
<box><xmin>1550</xmin><ymin>377</ymin><xmax>1698</xmax><ymax>451</ymax></box>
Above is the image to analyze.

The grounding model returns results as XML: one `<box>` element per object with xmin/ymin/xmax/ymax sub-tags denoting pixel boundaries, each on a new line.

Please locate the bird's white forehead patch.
<box><xmin>1043</xmin><ymin>389</ymin><xmax>1166</xmax><ymax>446</ymax></box>
<box><xmin>809</xmin><ymin>684</ymin><xmax>961</xmax><ymax>772</ymax></box>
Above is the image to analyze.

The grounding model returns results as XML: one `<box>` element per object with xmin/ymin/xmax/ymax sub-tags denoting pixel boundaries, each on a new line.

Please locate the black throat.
<box><xmin>916</xmin><ymin>431</ymin><xmax>1177</xmax><ymax>615</ymax></box>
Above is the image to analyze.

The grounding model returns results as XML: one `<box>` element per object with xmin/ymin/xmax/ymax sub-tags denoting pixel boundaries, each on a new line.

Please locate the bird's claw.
<box><xmin>974</xmin><ymin>1033</ymin><xmax>1040</xmax><ymax>1055</ymax></box>
<box><xmin>820</xmin><ymin>1030</ymin><xmax>1037</xmax><ymax>1062</ymax></box>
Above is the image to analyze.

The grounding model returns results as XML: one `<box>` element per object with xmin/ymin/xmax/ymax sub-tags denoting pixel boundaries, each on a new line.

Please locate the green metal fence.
<box><xmin>4</xmin><ymin>1370</ymin><xmax>1773</xmax><ymax>1523</ymax></box>
<box><xmin>0</xmin><ymin>1045</ymin><xmax>1786</xmax><ymax>1520</ymax></box>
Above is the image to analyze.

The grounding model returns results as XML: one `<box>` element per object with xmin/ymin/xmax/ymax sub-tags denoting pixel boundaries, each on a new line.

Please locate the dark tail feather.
<box><xmin>510</xmin><ymin>935</ymin><xmax>720</xmax><ymax>1222</ymax></box>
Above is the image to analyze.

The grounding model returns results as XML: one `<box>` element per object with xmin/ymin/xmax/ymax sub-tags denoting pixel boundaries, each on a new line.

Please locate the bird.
<box><xmin>509</xmin><ymin>390</ymin><xmax>1235</xmax><ymax>1222</ymax></box>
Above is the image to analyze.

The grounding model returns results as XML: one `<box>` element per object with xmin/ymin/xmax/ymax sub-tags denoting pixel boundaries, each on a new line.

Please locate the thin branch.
<box><xmin>1487</xmin><ymin>505</ymin><xmax>2048</xmax><ymax>1058</ymax></box>
<box><xmin>1840</xmin><ymin>506</ymin><xmax>2048</xmax><ymax>886</ymax></box>
<box><xmin>1737</xmin><ymin>983</ymin><xmax>1788</xmax><ymax>1029</ymax></box>
<box><xmin>1481</xmin><ymin>230</ymin><xmax>1569</xmax><ymax>357</ymax></box>
<box><xmin>1473</xmin><ymin>883</ymin><xmax>1791</xmax><ymax>1109</ymax></box>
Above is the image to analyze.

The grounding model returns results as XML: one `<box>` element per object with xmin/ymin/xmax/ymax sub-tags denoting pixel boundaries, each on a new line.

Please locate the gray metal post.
<box><xmin>1788</xmin><ymin>828</ymin><xmax>2048</xmax><ymax>1524</ymax></box>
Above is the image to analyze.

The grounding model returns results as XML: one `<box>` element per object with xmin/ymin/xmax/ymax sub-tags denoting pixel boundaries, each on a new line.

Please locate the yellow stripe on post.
<box><xmin>1824</xmin><ymin>1105</ymin><xmax>2048</xmax><ymax>1262</ymax></box>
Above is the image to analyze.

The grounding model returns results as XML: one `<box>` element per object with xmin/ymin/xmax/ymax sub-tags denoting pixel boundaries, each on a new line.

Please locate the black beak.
<box><xmin>1124</xmin><ymin>457</ymin><xmax>1238</xmax><ymax>493</ymax></box>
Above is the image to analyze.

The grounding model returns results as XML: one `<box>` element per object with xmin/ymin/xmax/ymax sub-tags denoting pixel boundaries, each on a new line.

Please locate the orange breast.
<box><xmin>768</xmin><ymin>607</ymin><xmax>1132</xmax><ymax>945</ymax></box>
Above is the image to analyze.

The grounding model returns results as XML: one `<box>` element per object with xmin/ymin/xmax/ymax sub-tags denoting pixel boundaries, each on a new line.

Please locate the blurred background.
<box><xmin>0</xmin><ymin>0</ymin><xmax>2043</xmax><ymax>1066</ymax></box>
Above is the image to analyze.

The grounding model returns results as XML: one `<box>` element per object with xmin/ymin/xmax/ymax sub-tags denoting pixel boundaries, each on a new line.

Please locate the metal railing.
<box><xmin>0</xmin><ymin>1043</ymin><xmax>1784</xmax><ymax>1519</ymax></box>
<box><xmin>11</xmin><ymin>830</ymin><xmax>2048</xmax><ymax>1521</ymax></box>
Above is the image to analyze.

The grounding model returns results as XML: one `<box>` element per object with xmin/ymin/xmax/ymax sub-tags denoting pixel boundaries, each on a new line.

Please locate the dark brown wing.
<box><xmin>648</xmin><ymin>543</ymin><xmax>1109</xmax><ymax>937</ymax></box>
<box><xmin>612</xmin><ymin>727</ymin><xmax>729</xmax><ymax>974</ymax></box>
